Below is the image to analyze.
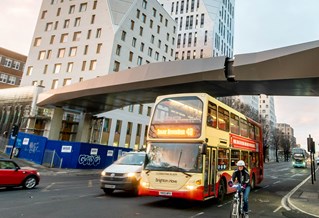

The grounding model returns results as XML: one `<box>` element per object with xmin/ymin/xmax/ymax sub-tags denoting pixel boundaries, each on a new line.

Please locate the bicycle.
<box><xmin>229</xmin><ymin>184</ymin><xmax>247</xmax><ymax>218</ymax></box>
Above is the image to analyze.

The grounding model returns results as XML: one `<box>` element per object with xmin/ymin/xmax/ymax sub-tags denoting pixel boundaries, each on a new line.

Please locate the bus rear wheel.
<box><xmin>250</xmin><ymin>174</ymin><xmax>256</xmax><ymax>190</ymax></box>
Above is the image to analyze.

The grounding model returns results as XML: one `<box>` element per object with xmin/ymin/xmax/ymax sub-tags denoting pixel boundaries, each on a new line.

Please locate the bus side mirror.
<box><xmin>201</xmin><ymin>143</ymin><xmax>207</xmax><ymax>155</ymax></box>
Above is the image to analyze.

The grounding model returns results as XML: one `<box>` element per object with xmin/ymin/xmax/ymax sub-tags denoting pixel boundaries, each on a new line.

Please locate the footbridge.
<box><xmin>37</xmin><ymin>40</ymin><xmax>319</xmax><ymax>114</ymax></box>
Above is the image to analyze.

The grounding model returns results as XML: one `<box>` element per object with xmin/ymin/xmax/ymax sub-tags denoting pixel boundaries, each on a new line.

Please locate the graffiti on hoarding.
<box><xmin>78</xmin><ymin>154</ymin><xmax>101</xmax><ymax>166</ymax></box>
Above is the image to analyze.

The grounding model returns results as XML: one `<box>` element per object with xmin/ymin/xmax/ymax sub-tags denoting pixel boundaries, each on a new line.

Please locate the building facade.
<box><xmin>20</xmin><ymin>0</ymin><xmax>176</xmax><ymax>150</ymax></box>
<box><xmin>159</xmin><ymin>0</ymin><xmax>235</xmax><ymax>60</ymax></box>
<box><xmin>0</xmin><ymin>47</ymin><xmax>26</xmax><ymax>89</ymax></box>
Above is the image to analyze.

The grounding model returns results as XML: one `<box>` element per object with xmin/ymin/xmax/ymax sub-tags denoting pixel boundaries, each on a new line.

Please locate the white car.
<box><xmin>100</xmin><ymin>151</ymin><xmax>146</xmax><ymax>195</ymax></box>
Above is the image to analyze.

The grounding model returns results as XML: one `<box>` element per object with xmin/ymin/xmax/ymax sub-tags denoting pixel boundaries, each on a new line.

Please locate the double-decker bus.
<box><xmin>139</xmin><ymin>93</ymin><xmax>263</xmax><ymax>201</ymax></box>
<box><xmin>291</xmin><ymin>148</ymin><xmax>309</xmax><ymax>168</ymax></box>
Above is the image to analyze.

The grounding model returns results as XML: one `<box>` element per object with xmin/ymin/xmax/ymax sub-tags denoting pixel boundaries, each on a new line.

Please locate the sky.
<box><xmin>0</xmin><ymin>0</ymin><xmax>319</xmax><ymax>152</ymax></box>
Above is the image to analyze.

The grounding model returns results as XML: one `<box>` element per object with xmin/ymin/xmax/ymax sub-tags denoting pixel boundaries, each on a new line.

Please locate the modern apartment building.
<box><xmin>0</xmin><ymin>47</ymin><xmax>26</xmax><ymax>89</ymax></box>
<box><xmin>20</xmin><ymin>0</ymin><xmax>176</xmax><ymax>149</ymax></box>
<box><xmin>158</xmin><ymin>0</ymin><xmax>235</xmax><ymax>60</ymax></box>
<box><xmin>276</xmin><ymin>123</ymin><xmax>296</xmax><ymax>146</ymax></box>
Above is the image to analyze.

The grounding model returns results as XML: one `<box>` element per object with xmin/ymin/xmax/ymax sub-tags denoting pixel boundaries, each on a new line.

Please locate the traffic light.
<box><xmin>307</xmin><ymin>135</ymin><xmax>315</xmax><ymax>153</ymax></box>
<box><xmin>11</xmin><ymin>125</ymin><xmax>19</xmax><ymax>137</ymax></box>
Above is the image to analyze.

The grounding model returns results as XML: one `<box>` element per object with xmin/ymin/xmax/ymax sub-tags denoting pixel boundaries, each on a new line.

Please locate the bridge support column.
<box><xmin>44</xmin><ymin>108</ymin><xmax>63</xmax><ymax>140</ymax></box>
<box><xmin>75</xmin><ymin>113</ymin><xmax>92</xmax><ymax>142</ymax></box>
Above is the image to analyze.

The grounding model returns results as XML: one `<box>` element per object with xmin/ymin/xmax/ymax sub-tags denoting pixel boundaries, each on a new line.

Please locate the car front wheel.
<box><xmin>23</xmin><ymin>176</ymin><xmax>37</xmax><ymax>189</ymax></box>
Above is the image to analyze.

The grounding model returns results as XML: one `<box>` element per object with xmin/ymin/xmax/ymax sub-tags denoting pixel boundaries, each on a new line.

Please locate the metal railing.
<box><xmin>42</xmin><ymin>149</ymin><xmax>63</xmax><ymax>168</ymax></box>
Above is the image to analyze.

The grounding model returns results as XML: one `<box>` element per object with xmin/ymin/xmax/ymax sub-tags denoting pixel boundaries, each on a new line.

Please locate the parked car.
<box><xmin>316</xmin><ymin>156</ymin><xmax>319</xmax><ymax>165</ymax></box>
<box><xmin>100</xmin><ymin>151</ymin><xmax>146</xmax><ymax>195</ymax></box>
<box><xmin>0</xmin><ymin>159</ymin><xmax>40</xmax><ymax>189</ymax></box>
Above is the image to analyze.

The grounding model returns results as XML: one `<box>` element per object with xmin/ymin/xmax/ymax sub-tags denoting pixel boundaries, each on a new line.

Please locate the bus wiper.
<box><xmin>169</xmin><ymin>166</ymin><xmax>191</xmax><ymax>177</ymax></box>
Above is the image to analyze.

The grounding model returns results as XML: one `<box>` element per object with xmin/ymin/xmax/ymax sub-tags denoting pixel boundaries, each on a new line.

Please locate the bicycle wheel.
<box><xmin>229</xmin><ymin>201</ymin><xmax>239</xmax><ymax>218</ymax></box>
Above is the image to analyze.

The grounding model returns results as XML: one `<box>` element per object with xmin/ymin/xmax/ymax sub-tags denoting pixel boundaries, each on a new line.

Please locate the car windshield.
<box><xmin>115</xmin><ymin>153</ymin><xmax>145</xmax><ymax>165</ymax></box>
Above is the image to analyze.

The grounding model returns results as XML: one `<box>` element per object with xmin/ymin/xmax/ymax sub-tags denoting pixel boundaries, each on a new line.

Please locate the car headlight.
<box><xmin>101</xmin><ymin>171</ymin><xmax>106</xmax><ymax>176</ymax></box>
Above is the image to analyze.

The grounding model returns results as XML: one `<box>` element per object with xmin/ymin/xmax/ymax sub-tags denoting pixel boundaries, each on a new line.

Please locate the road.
<box><xmin>0</xmin><ymin>162</ymin><xmax>312</xmax><ymax>218</ymax></box>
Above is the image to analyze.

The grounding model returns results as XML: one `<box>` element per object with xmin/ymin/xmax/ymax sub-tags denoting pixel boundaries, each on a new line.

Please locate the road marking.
<box><xmin>41</xmin><ymin>182</ymin><xmax>55</xmax><ymax>192</ymax></box>
<box><xmin>273</xmin><ymin>181</ymin><xmax>281</xmax><ymax>184</ymax></box>
<box><xmin>273</xmin><ymin>206</ymin><xmax>282</xmax><ymax>213</ymax></box>
<box><xmin>190</xmin><ymin>212</ymin><xmax>204</xmax><ymax>217</ymax></box>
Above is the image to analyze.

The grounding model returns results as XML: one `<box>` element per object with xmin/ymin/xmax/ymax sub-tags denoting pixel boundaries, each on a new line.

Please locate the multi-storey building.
<box><xmin>158</xmin><ymin>0</ymin><xmax>235</xmax><ymax>60</ymax></box>
<box><xmin>276</xmin><ymin>123</ymin><xmax>296</xmax><ymax>148</ymax></box>
<box><xmin>259</xmin><ymin>94</ymin><xmax>277</xmax><ymax>160</ymax></box>
<box><xmin>20</xmin><ymin>0</ymin><xmax>176</xmax><ymax>150</ymax></box>
<box><xmin>0</xmin><ymin>47</ymin><xmax>26</xmax><ymax>89</ymax></box>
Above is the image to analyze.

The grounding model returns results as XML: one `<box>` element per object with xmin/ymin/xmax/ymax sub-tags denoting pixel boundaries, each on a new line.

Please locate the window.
<box><xmin>38</xmin><ymin>51</ymin><xmax>46</xmax><ymax>60</ymax></box>
<box><xmin>142</xmin><ymin>13</ymin><xmax>146</xmax><ymax>23</ymax></box>
<box><xmin>218</xmin><ymin>148</ymin><xmax>229</xmax><ymax>171</ymax></box>
<box><xmin>231</xmin><ymin>150</ymin><xmax>240</xmax><ymax>169</ymax></box>
<box><xmin>47</xmin><ymin>50</ymin><xmax>52</xmax><ymax>59</ymax></box>
<box><xmin>157</xmin><ymin>25</ymin><xmax>160</xmax><ymax>34</ymax></box>
<box><xmin>87</xmin><ymin>29</ymin><xmax>92</xmax><ymax>39</ymax></box>
<box><xmin>64</xmin><ymin>19</ymin><xmax>70</xmax><ymax>28</ymax></box>
<box><xmin>137</xmin><ymin>56</ymin><xmax>142</xmax><ymax>65</ymax></box>
<box><xmin>130</xmin><ymin>20</ymin><xmax>135</xmax><ymax>30</ymax></box>
<box><xmin>142</xmin><ymin>0</ymin><xmax>147</xmax><ymax>9</ymax></box>
<box><xmin>69</xmin><ymin>5</ymin><xmax>75</xmax><ymax>14</ymax></box>
<box><xmin>152</xmin><ymin>8</ymin><xmax>156</xmax><ymax>17</ymax></box>
<box><xmin>0</xmin><ymin>74</ymin><xmax>8</xmax><ymax>83</ymax></box>
<box><xmin>230</xmin><ymin>113</ymin><xmax>240</xmax><ymax>134</ymax></box>
<box><xmin>69</xmin><ymin>47</ymin><xmax>77</xmax><ymax>57</ymax></box>
<box><xmin>218</xmin><ymin>106</ymin><xmax>229</xmax><ymax>131</ymax></box>
<box><xmin>240</xmin><ymin>118</ymin><xmax>248</xmax><ymax>137</ymax></box>
<box><xmin>89</xmin><ymin>60</ymin><xmax>97</xmax><ymax>71</ymax></box>
<box><xmin>147</xmin><ymin>107</ymin><xmax>152</xmax><ymax>116</ymax></box>
<box><xmin>91</xmin><ymin>15</ymin><xmax>95</xmax><ymax>24</ymax></box>
<box><xmin>129</xmin><ymin>105</ymin><xmax>134</xmax><ymax>112</ymax></box>
<box><xmin>93</xmin><ymin>1</ymin><xmax>97</xmax><ymax>10</ymax></box>
<box><xmin>116</xmin><ymin>44</ymin><xmax>121</xmax><ymax>55</ymax></box>
<box><xmin>41</xmin><ymin>10</ymin><xmax>47</xmax><ymax>19</ymax></box>
<box><xmin>57</xmin><ymin>48</ymin><xmax>65</xmax><ymax>58</ymax></box>
<box><xmin>45</xmin><ymin>22</ymin><xmax>53</xmax><ymax>31</ymax></box>
<box><xmin>96</xmin><ymin>43</ymin><xmax>102</xmax><ymax>54</ymax></box>
<box><xmin>140</xmin><ymin>42</ymin><xmax>144</xmax><ymax>52</ymax></box>
<box><xmin>73</xmin><ymin>31</ymin><xmax>81</xmax><ymax>41</ymax></box>
<box><xmin>74</xmin><ymin>17</ymin><xmax>81</xmax><ymax>27</ymax></box>
<box><xmin>51</xmin><ymin>79</ymin><xmax>59</xmax><ymax>89</ymax></box>
<box><xmin>129</xmin><ymin>52</ymin><xmax>133</xmax><ymax>62</ymax></box>
<box><xmin>26</xmin><ymin>66</ymin><xmax>33</xmax><ymax>76</ymax></box>
<box><xmin>63</xmin><ymin>78</ymin><xmax>71</xmax><ymax>86</ymax></box>
<box><xmin>56</xmin><ymin>8</ymin><xmax>61</xmax><ymax>16</ymax></box>
<box><xmin>139</xmin><ymin>27</ymin><xmax>143</xmax><ymax>36</ymax></box>
<box><xmin>132</xmin><ymin>37</ymin><xmax>136</xmax><ymax>47</ymax></box>
<box><xmin>53</xmin><ymin>64</ymin><xmax>61</xmax><ymax>74</ymax></box>
<box><xmin>121</xmin><ymin>31</ymin><xmax>126</xmax><ymax>41</ymax></box>
<box><xmin>50</xmin><ymin>35</ymin><xmax>55</xmax><ymax>44</ymax></box>
<box><xmin>43</xmin><ymin>65</ymin><xmax>48</xmax><ymax>74</ymax></box>
<box><xmin>8</xmin><ymin>76</ymin><xmax>16</xmax><ymax>85</ymax></box>
<box><xmin>79</xmin><ymin>3</ymin><xmax>87</xmax><ymax>12</ymax></box>
<box><xmin>60</xmin><ymin>33</ymin><xmax>68</xmax><ymax>43</ymax></box>
<box><xmin>149</xmin><ymin>19</ymin><xmax>153</xmax><ymax>28</ymax></box>
<box><xmin>148</xmin><ymin>47</ymin><xmax>153</xmax><ymax>57</ymax></box>
<box><xmin>81</xmin><ymin>61</ymin><xmax>86</xmax><ymax>71</ymax></box>
<box><xmin>67</xmin><ymin>62</ymin><xmax>73</xmax><ymax>73</ymax></box>
<box><xmin>34</xmin><ymin>37</ymin><xmax>41</xmax><ymax>46</ymax></box>
<box><xmin>155</xmin><ymin>52</ymin><xmax>159</xmax><ymax>60</ymax></box>
<box><xmin>113</xmin><ymin>61</ymin><xmax>120</xmax><ymax>72</ymax></box>
<box><xmin>136</xmin><ymin>9</ymin><xmax>140</xmax><ymax>19</ymax></box>
<box><xmin>84</xmin><ymin>45</ymin><xmax>88</xmax><ymax>55</ymax></box>
<box><xmin>96</xmin><ymin>28</ymin><xmax>101</xmax><ymax>38</ymax></box>
<box><xmin>12</xmin><ymin>61</ymin><xmax>20</xmax><ymax>70</ymax></box>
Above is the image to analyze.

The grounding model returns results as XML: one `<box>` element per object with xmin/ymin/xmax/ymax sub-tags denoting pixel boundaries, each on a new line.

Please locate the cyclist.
<box><xmin>228</xmin><ymin>160</ymin><xmax>251</xmax><ymax>217</ymax></box>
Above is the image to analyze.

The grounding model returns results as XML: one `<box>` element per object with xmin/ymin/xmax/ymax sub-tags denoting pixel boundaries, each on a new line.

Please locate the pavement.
<box><xmin>1</xmin><ymin>152</ymin><xmax>319</xmax><ymax>217</ymax></box>
<box><xmin>0</xmin><ymin>151</ymin><xmax>102</xmax><ymax>177</ymax></box>
<box><xmin>286</xmin><ymin>165</ymin><xmax>319</xmax><ymax>218</ymax></box>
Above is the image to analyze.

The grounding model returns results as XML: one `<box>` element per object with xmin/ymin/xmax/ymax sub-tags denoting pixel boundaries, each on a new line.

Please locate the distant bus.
<box><xmin>291</xmin><ymin>148</ymin><xmax>308</xmax><ymax>168</ymax></box>
<box><xmin>139</xmin><ymin>93</ymin><xmax>264</xmax><ymax>201</ymax></box>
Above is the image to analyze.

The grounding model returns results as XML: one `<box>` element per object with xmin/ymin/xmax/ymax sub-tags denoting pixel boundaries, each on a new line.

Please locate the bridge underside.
<box><xmin>37</xmin><ymin>40</ymin><xmax>319</xmax><ymax>114</ymax></box>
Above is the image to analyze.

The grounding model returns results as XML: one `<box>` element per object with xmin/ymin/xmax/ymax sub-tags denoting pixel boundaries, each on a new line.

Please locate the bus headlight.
<box><xmin>127</xmin><ymin>172</ymin><xmax>136</xmax><ymax>178</ymax></box>
<box><xmin>186</xmin><ymin>185</ymin><xmax>196</xmax><ymax>190</ymax></box>
<box><xmin>140</xmin><ymin>181</ymin><xmax>150</xmax><ymax>188</ymax></box>
<box><xmin>185</xmin><ymin>179</ymin><xmax>201</xmax><ymax>190</ymax></box>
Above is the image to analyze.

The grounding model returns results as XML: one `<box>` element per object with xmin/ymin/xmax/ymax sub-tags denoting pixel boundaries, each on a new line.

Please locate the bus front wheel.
<box><xmin>217</xmin><ymin>179</ymin><xmax>226</xmax><ymax>203</ymax></box>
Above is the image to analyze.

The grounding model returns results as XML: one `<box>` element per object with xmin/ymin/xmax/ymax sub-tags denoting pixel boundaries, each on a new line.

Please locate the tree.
<box><xmin>260</xmin><ymin>117</ymin><xmax>271</xmax><ymax>162</ymax></box>
<box><xmin>272</xmin><ymin>128</ymin><xmax>282</xmax><ymax>162</ymax></box>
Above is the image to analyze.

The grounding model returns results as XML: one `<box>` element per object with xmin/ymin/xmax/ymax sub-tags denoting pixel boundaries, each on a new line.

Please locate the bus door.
<box><xmin>204</xmin><ymin>148</ymin><xmax>216</xmax><ymax>197</ymax></box>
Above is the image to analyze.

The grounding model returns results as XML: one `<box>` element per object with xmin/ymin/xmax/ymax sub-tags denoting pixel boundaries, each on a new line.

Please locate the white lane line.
<box><xmin>41</xmin><ymin>182</ymin><xmax>56</xmax><ymax>192</ymax></box>
<box><xmin>190</xmin><ymin>212</ymin><xmax>204</xmax><ymax>217</ymax></box>
<box><xmin>273</xmin><ymin>206</ymin><xmax>282</xmax><ymax>213</ymax></box>
<box><xmin>273</xmin><ymin>181</ymin><xmax>281</xmax><ymax>184</ymax></box>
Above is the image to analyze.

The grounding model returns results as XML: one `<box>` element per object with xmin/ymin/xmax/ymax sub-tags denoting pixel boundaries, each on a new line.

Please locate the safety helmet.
<box><xmin>236</xmin><ymin>160</ymin><xmax>245</xmax><ymax>167</ymax></box>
